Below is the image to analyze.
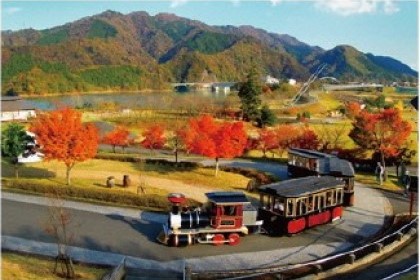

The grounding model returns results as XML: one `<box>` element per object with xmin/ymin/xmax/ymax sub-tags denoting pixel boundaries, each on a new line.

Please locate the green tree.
<box><xmin>238</xmin><ymin>68</ymin><xmax>262</xmax><ymax>123</ymax></box>
<box><xmin>1</xmin><ymin>123</ymin><xmax>32</xmax><ymax>178</ymax></box>
<box><xmin>258</xmin><ymin>104</ymin><xmax>277</xmax><ymax>128</ymax></box>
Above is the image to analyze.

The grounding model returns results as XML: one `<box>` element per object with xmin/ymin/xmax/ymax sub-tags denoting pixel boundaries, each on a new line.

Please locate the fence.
<box><xmin>189</xmin><ymin>216</ymin><xmax>418</xmax><ymax>280</ymax></box>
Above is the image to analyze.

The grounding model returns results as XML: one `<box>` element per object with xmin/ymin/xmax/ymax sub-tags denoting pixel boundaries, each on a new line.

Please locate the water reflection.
<box><xmin>24</xmin><ymin>91</ymin><xmax>231</xmax><ymax>111</ymax></box>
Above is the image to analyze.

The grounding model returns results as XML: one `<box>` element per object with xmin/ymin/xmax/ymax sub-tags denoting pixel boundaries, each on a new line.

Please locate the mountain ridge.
<box><xmin>1</xmin><ymin>10</ymin><xmax>417</xmax><ymax>95</ymax></box>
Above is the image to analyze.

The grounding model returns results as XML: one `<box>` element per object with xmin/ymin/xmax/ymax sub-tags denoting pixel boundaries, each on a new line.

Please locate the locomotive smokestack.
<box><xmin>167</xmin><ymin>193</ymin><xmax>186</xmax><ymax>214</ymax></box>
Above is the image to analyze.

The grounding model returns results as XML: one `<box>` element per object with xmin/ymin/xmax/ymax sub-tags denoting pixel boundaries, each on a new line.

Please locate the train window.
<box><xmin>273</xmin><ymin>197</ymin><xmax>285</xmax><ymax>215</ymax></box>
<box><xmin>308</xmin><ymin>196</ymin><xmax>314</xmax><ymax>212</ymax></box>
<box><xmin>313</xmin><ymin>196</ymin><xmax>318</xmax><ymax>211</ymax></box>
<box><xmin>223</xmin><ymin>206</ymin><xmax>236</xmax><ymax>216</ymax></box>
<box><xmin>346</xmin><ymin>178</ymin><xmax>354</xmax><ymax>191</ymax></box>
<box><xmin>337</xmin><ymin>189</ymin><xmax>343</xmax><ymax>203</ymax></box>
<box><xmin>287</xmin><ymin>199</ymin><xmax>294</xmax><ymax>217</ymax></box>
<box><xmin>326</xmin><ymin>191</ymin><xmax>332</xmax><ymax>207</ymax></box>
<box><xmin>319</xmin><ymin>195</ymin><xmax>325</xmax><ymax>209</ymax></box>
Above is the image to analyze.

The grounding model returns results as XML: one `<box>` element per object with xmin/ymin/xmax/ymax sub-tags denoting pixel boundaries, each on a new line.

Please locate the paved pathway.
<box><xmin>2</xmin><ymin>182</ymin><xmax>391</xmax><ymax>272</ymax></box>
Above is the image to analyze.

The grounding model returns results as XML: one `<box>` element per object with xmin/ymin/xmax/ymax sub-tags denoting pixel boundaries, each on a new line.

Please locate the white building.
<box><xmin>1</xmin><ymin>96</ymin><xmax>36</xmax><ymax>122</ymax></box>
<box><xmin>265</xmin><ymin>75</ymin><xmax>280</xmax><ymax>85</ymax></box>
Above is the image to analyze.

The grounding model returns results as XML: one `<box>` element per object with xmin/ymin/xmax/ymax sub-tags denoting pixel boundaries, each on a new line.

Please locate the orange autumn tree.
<box><xmin>257</xmin><ymin>128</ymin><xmax>278</xmax><ymax>157</ymax></box>
<box><xmin>349</xmin><ymin>108</ymin><xmax>412</xmax><ymax>181</ymax></box>
<box><xmin>292</xmin><ymin>127</ymin><xmax>320</xmax><ymax>150</ymax></box>
<box><xmin>275</xmin><ymin>124</ymin><xmax>302</xmax><ymax>157</ymax></box>
<box><xmin>30</xmin><ymin>108</ymin><xmax>98</xmax><ymax>185</ymax></box>
<box><xmin>345</xmin><ymin>102</ymin><xmax>363</xmax><ymax>119</ymax></box>
<box><xmin>140</xmin><ymin>124</ymin><xmax>166</xmax><ymax>152</ymax></box>
<box><xmin>182</xmin><ymin>115</ymin><xmax>247</xmax><ymax>176</ymax></box>
<box><xmin>102</xmin><ymin>126</ymin><xmax>132</xmax><ymax>153</ymax></box>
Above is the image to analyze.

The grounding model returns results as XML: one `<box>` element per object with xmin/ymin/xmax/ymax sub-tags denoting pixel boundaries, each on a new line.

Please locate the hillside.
<box><xmin>1</xmin><ymin>10</ymin><xmax>417</xmax><ymax>95</ymax></box>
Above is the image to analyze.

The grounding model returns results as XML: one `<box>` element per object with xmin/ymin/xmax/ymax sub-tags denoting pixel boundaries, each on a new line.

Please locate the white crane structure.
<box><xmin>289</xmin><ymin>64</ymin><xmax>327</xmax><ymax>107</ymax></box>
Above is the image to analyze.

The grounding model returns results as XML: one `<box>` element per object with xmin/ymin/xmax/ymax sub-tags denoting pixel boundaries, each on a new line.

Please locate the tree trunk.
<box><xmin>215</xmin><ymin>158</ymin><xmax>219</xmax><ymax>177</ymax></box>
<box><xmin>381</xmin><ymin>151</ymin><xmax>387</xmax><ymax>182</ymax></box>
<box><xmin>175</xmin><ymin>148</ymin><xmax>178</xmax><ymax>164</ymax></box>
<box><xmin>14</xmin><ymin>163</ymin><xmax>19</xmax><ymax>179</ymax></box>
<box><xmin>66</xmin><ymin>164</ymin><xmax>74</xmax><ymax>185</ymax></box>
<box><xmin>113</xmin><ymin>145</ymin><xmax>116</xmax><ymax>153</ymax></box>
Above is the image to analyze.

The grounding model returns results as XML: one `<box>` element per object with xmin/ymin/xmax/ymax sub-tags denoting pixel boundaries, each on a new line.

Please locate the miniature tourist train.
<box><xmin>158</xmin><ymin>175</ymin><xmax>348</xmax><ymax>247</ymax></box>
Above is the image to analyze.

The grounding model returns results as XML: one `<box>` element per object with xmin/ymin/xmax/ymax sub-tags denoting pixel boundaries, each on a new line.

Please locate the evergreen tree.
<box><xmin>2</xmin><ymin>123</ymin><xmax>31</xmax><ymax>178</ymax></box>
<box><xmin>238</xmin><ymin>68</ymin><xmax>262</xmax><ymax>123</ymax></box>
<box><xmin>258</xmin><ymin>104</ymin><xmax>277</xmax><ymax>128</ymax></box>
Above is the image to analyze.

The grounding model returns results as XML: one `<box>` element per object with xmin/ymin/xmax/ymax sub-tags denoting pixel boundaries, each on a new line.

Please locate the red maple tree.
<box><xmin>30</xmin><ymin>108</ymin><xmax>98</xmax><ymax>185</ymax></box>
<box><xmin>140</xmin><ymin>124</ymin><xmax>166</xmax><ymax>152</ymax></box>
<box><xmin>275</xmin><ymin>124</ymin><xmax>302</xmax><ymax>156</ymax></box>
<box><xmin>291</xmin><ymin>127</ymin><xmax>320</xmax><ymax>150</ymax></box>
<box><xmin>258</xmin><ymin>128</ymin><xmax>278</xmax><ymax>157</ymax></box>
<box><xmin>346</xmin><ymin>102</ymin><xmax>362</xmax><ymax>119</ymax></box>
<box><xmin>182</xmin><ymin>115</ymin><xmax>247</xmax><ymax>176</ymax></box>
<box><xmin>349</xmin><ymin>108</ymin><xmax>412</xmax><ymax>179</ymax></box>
<box><xmin>102</xmin><ymin>126</ymin><xmax>132</xmax><ymax>153</ymax></box>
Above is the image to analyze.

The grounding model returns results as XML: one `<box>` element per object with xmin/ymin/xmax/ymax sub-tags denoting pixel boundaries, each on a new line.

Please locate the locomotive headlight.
<box><xmin>169</xmin><ymin>212</ymin><xmax>182</xmax><ymax>230</ymax></box>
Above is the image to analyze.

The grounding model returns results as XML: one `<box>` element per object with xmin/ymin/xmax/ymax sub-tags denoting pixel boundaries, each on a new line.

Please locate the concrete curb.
<box><xmin>301</xmin><ymin>225</ymin><xmax>418</xmax><ymax>280</ymax></box>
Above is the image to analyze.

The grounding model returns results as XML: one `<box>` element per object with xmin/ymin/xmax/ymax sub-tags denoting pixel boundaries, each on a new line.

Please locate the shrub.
<box><xmin>218</xmin><ymin>166</ymin><xmax>276</xmax><ymax>185</ymax></box>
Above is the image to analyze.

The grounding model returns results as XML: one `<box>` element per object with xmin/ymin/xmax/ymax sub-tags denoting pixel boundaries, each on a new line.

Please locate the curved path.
<box><xmin>2</xmin><ymin>181</ymin><xmax>391</xmax><ymax>272</ymax></box>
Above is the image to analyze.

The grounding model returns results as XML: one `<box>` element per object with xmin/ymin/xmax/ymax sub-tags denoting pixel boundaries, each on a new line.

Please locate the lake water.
<box><xmin>23</xmin><ymin>91</ymin><xmax>231</xmax><ymax>111</ymax></box>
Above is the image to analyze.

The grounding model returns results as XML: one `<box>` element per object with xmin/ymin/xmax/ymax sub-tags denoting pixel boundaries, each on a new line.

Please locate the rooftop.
<box><xmin>259</xmin><ymin>176</ymin><xmax>345</xmax><ymax>198</ymax></box>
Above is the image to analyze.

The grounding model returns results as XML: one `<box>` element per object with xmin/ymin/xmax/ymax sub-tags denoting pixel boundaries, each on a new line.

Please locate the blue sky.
<box><xmin>2</xmin><ymin>0</ymin><xmax>418</xmax><ymax>70</ymax></box>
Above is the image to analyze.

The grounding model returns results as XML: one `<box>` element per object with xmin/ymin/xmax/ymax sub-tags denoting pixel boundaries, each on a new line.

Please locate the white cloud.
<box><xmin>231</xmin><ymin>0</ymin><xmax>241</xmax><ymax>6</ymax></box>
<box><xmin>4</xmin><ymin>7</ymin><xmax>22</xmax><ymax>15</ymax></box>
<box><xmin>270</xmin><ymin>0</ymin><xmax>283</xmax><ymax>6</ymax></box>
<box><xmin>383</xmin><ymin>0</ymin><xmax>400</xmax><ymax>14</ymax></box>
<box><xmin>314</xmin><ymin>0</ymin><xmax>400</xmax><ymax>16</ymax></box>
<box><xmin>170</xmin><ymin>0</ymin><xmax>188</xmax><ymax>8</ymax></box>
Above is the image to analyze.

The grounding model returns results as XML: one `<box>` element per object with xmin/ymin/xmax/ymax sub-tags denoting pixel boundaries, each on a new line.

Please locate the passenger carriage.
<box><xmin>287</xmin><ymin>148</ymin><xmax>355</xmax><ymax>206</ymax></box>
<box><xmin>258</xmin><ymin>176</ymin><xmax>345</xmax><ymax>235</ymax></box>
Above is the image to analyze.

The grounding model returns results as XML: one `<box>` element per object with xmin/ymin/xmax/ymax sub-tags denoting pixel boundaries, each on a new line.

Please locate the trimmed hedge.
<box><xmin>95</xmin><ymin>153</ymin><xmax>202</xmax><ymax>169</ymax></box>
<box><xmin>2</xmin><ymin>179</ymin><xmax>198</xmax><ymax>211</ymax></box>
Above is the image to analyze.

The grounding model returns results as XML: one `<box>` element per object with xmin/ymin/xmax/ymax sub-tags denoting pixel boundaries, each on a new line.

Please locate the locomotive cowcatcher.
<box><xmin>158</xmin><ymin>192</ymin><xmax>263</xmax><ymax>247</ymax></box>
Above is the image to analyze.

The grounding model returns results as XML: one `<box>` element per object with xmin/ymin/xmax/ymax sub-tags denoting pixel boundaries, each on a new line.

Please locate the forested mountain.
<box><xmin>1</xmin><ymin>10</ymin><xmax>417</xmax><ymax>95</ymax></box>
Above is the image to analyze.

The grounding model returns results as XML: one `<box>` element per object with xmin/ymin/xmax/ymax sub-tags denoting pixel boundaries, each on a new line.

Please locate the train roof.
<box><xmin>205</xmin><ymin>192</ymin><xmax>251</xmax><ymax>205</ymax></box>
<box><xmin>288</xmin><ymin>148</ymin><xmax>335</xmax><ymax>159</ymax></box>
<box><xmin>288</xmin><ymin>148</ymin><xmax>355</xmax><ymax>177</ymax></box>
<box><xmin>259</xmin><ymin>176</ymin><xmax>345</xmax><ymax>198</ymax></box>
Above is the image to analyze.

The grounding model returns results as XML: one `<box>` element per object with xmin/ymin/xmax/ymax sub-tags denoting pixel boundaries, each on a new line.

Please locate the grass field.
<box><xmin>2</xmin><ymin>252</ymin><xmax>108</xmax><ymax>280</ymax></box>
<box><xmin>1</xmin><ymin>158</ymin><xmax>251</xmax><ymax>203</ymax></box>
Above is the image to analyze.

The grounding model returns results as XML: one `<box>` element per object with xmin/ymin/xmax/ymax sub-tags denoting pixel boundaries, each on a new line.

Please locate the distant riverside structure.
<box><xmin>1</xmin><ymin>96</ymin><xmax>36</xmax><ymax>122</ymax></box>
<box><xmin>265</xmin><ymin>75</ymin><xmax>280</xmax><ymax>85</ymax></box>
<box><xmin>171</xmin><ymin>82</ymin><xmax>236</xmax><ymax>93</ymax></box>
<box><xmin>322</xmin><ymin>83</ymin><xmax>383</xmax><ymax>92</ymax></box>
<box><xmin>211</xmin><ymin>82</ymin><xmax>237</xmax><ymax>94</ymax></box>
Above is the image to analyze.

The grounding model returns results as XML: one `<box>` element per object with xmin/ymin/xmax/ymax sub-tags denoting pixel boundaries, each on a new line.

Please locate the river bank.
<box><xmin>18</xmin><ymin>88</ymin><xmax>174</xmax><ymax>98</ymax></box>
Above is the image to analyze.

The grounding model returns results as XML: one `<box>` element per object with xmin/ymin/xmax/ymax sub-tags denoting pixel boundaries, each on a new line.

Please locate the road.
<box><xmin>330</xmin><ymin>190</ymin><xmax>418</xmax><ymax>280</ymax></box>
<box><xmin>1</xmin><ymin>198</ymin><xmax>368</xmax><ymax>262</ymax></box>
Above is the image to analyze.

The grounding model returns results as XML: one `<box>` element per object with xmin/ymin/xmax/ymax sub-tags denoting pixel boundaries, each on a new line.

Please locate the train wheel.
<box><xmin>228</xmin><ymin>233</ymin><xmax>240</xmax><ymax>246</ymax></box>
<box><xmin>212</xmin><ymin>234</ymin><xmax>225</xmax><ymax>246</ymax></box>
